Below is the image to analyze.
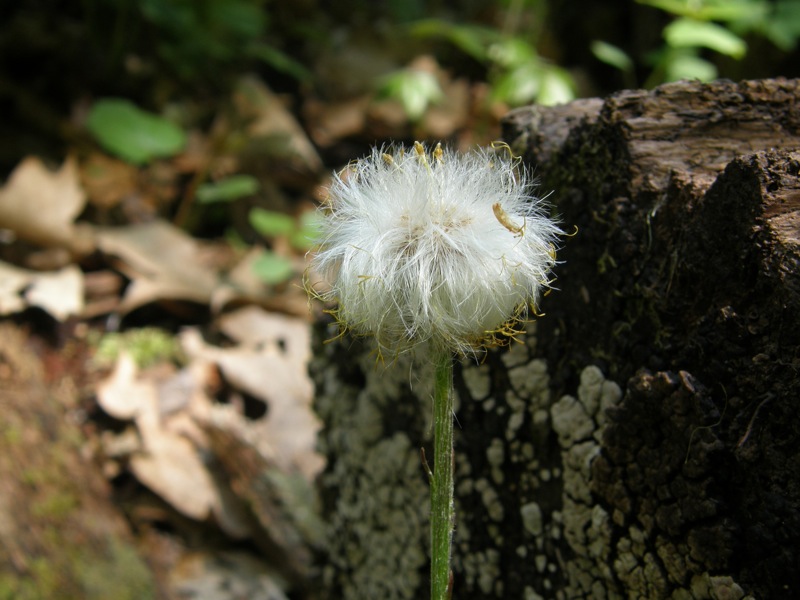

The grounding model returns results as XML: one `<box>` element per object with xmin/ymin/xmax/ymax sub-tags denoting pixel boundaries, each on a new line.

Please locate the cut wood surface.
<box><xmin>312</xmin><ymin>79</ymin><xmax>800</xmax><ymax>599</ymax></box>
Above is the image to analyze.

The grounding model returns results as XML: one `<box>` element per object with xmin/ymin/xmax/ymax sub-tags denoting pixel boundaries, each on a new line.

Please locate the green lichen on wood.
<box><xmin>311</xmin><ymin>329</ymin><xmax>430</xmax><ymax>599</ymax></box>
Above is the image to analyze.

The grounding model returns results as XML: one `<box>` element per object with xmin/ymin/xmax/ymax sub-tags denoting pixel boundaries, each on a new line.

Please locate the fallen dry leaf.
<box><xmin>0</xmin><ymin>156</ymin><xmax>93</xmax><ymax>254</ymax></box>
<box><xmin>96</xmin><ymin>220</ymin><xmax>220</xmax><ymax>313</ymax></box>
<box><xmin>95</xmin><ymin>352</ymin><xmax>154</xmax><ymax>420</ymax></box>
<box><xmin>96</xmin><ymin>220</ymin><xmax>283</xmax><ymax>315</ymax></box>
<box><xmin>181</xmin><ymin>306</ymin><xmax>323</xmax><ymax>480</ymax></box>
<box><xmin>98</xmin><ymin>353</ymin><xmax>215</xmax><ymax>520</ymax></box>
<box><xmin>0</xmin><ymin>260</ymin><xmax>84</xmax><ymax>320</ymax></box>
<box><xmin>219</xmin><ymin>305</ymin><xmax>310</xmax><ymax>369</ymax></box>
<box><xmin>96</xmin><ymin>351</ymin><xmax>252</xmax><ymax>537</ymax></box>
<box><xmin>233</xmin><ymin>76</ymin><xmax>323</xmax><ymax>184</ymax></box>
<box><xmin>80</xmin><ymin>152</ymin><xmax>138</xmax><ymax>209</ymax></box>
<box><xmin>304</xmin><ymin>95</ymin><xmax>370</xmax><ymax>147</ymax></box>
<box><xmin>131</xmin><ymin>425</ymin><xmax>218</xmax><ymax>522</ymax></box>
<box><xmin>169</xmin><ymin>551</ymin><xmax>290</xmax><ymax>600</ymax></box>
<box><xmin>0</xmin><ymin>261</ymin><xmax>29</xmax><ymax>315</ymax></box>
<box><xmin>210</xmin><ymin>246</ymin><xmax>272</xmax><ymax>313</ymax></box>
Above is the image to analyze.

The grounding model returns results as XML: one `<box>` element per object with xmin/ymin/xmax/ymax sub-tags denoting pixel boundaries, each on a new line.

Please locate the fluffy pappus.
<box><xmin>311</xmin><ymin>141</ymin><xmax>563</xmax><ymax>355</ymax></box>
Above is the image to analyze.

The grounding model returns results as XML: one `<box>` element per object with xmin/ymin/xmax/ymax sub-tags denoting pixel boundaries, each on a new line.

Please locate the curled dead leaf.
<box><xmin>0</xmin><ymin>156</ymin><xmax>94</xmax><ymax>255</ymax></box>
<box><xmin>181</xmin><ymin>307</ymin><xmax>323</xmax><ymax>480</ymax></box>
<box><xmin>0</xmin><ymin>261</ymin><xmax>84</xmax><ymax>321</ymax></box>
<box><xmin>96</xmin><ymin>220</ymin><xmax>219</xmax><ymax>313</ymax></box>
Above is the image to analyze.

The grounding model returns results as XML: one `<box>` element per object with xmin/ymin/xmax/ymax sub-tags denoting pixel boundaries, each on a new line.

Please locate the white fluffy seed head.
<box><xmin>311</xmin><ymin>142</ymin><xmax>563</xmax><ymax>355</ymax></box>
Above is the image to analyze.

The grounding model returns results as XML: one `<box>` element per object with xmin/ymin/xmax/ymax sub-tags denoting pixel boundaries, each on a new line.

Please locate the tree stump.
<box><xmin>311</xmin><ymin>78</ymin><xmax>800</xmax><ymax>599</ymax></box>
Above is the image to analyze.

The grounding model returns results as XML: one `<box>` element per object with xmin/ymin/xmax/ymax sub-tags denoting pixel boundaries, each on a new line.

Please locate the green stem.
<box><xmin>431</xmin><ymin>350</ymin><xmax>455</xmax><ymax>600</ymax></box>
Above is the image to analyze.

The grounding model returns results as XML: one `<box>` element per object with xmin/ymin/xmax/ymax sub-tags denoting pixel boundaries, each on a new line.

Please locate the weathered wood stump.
<box><xmin>311</xmin><ymin>79</ymin><xmax>800</xmax><ymax>599</ymax></box>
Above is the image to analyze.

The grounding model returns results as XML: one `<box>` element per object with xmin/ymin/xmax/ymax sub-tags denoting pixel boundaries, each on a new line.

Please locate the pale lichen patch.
<box><xmin>486</xmin><ymin>438</ymin><xmax>505</xmax><ymax>485</ymax></box>
<box><xmin>524</xmin><ymin>585</ymin><xmax>543</xmax><ymax>600</ymax></box>
<box><xmin>550</xmin><ymin>366</ymin><xmax>626</xmax><ymax>598</ymax></box>
<box><xmin>475</xmin><ymin>478</ymin><xmax>504</xmax><ymax>522</ymax></box>
<box><xmin>462</xmin><ymin>548</ymin><xmax>502</xmax><ymax>596</ymax></box>
<box><xmin>520</xmin><ymin>501</ymin><xmax>543</xmax><ymax>536</ymax></box>
<box><xmin>501</xmin><ymin>337</ymin><xmax>531</xmax><ymax>368</ymax></box>
<box><xmin>508</xmin><ymin>358</ymin><xmax>550</xmax><ymax>399</ymax></box>
<box><xmin>462</xmin><ymin>362</ymin><xmax>491</xmax><ymax>400</ymax></box>
<box><xmin>313</xmin><ymin>345</ymin><xmax>430</xmax><ymax>600</ymax></box>
<box><xmin>550</xmin><ymin>394</ymin><xmax>595</xmax><ymax>447</ymax></box>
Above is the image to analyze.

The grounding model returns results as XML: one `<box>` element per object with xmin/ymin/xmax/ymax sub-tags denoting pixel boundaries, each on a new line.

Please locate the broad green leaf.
<box><xmin>537</xmin><ymin>68</ymin><xmax>577</xmax><ymax>106</ymax></box>
<box><xmin>638</xmin><ymin>0</ymin><xmax>765</xmax><ymax>23</ymax></box>
<box><xmin>290</xmin><ymin>210</ymin><xmax>323</xmax><ymax>250</ymax></box>
<box><xmin>249</xmin><ymin>207</ymin><xmax>297</xmax><ymax>238</ymax></box>
<box><xmin>378</xmin><ymin>69</ymin><xmax>443</xmax><ymax>121</ymax></box>
<box><xmin>87</xmin><ymin>99</ymin><xmax>186</xmax><ymax>165</ymax></box>
<box><xmin>665</xmin><ymin>53</ymin><xmax>718</xmax><ymax>81</ymax></box>
<box><xmin>664</xmin><ymin>18</ymin><xmax>747</xmax><ymax>58</ymax></box>
<box><xmin>197</xmin><ymin>175</ymin><xmax>259</xmax><ymax>204</ymax></box>
<box><xmin>761</xmin><ymin>0</ymin><xmax>800</xmax><ymax>51</ymax></box>
<box><xmin>492</xmin><ymin>62</ymin><xmax>543</xmax><ymax>106</ymax></box>
<box><xmin>410</xmin><ymin>19</ymin><xmax>497</xmax><ymax>62</ymax></box>
<box><xmin>487</xmin><ymin>38</ymin><xmax>538</xmax><ymax>69</ymax></box>
<box><xmin>591</xmin><ymin>40</ymin><xmax>635</xmax><ymax>72</ymax></box>
<box><xmin>207</xmin><ymin>0</ymin><xmax>266</xmax><ymax>40</ymax></box>
<box><xmin>251</xmin><ymin>251</ymin><xmax>294</xmax><ymax>284</ymax></box>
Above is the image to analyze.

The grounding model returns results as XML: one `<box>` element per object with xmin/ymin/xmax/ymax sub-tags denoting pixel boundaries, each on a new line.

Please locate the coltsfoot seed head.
<box><xmin>311</xmin><ymin>142</ymin><xmax>563</xmax><ymax>355</ymax></box>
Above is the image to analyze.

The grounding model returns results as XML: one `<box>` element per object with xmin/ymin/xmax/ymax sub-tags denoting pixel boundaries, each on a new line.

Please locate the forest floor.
<box><xmin>0</xmin><ymin>53</ymin><xmax>510</xmax><ymax>598</ymax></box>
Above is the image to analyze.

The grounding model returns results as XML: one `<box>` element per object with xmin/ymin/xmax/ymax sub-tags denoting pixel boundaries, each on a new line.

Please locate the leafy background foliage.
<box><xmin>1</xmin><ymin>0</ymin><xmax>798</xmax><ymax>287</ymax></box>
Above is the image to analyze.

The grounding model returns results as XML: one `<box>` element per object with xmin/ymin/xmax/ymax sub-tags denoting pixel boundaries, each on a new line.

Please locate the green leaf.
<box><xmin>487</xmin><ymin>38</ymin><xmax>538</xmax><ymax>69</ymax></box>
<box><xmin>665</xmin><ymin>53</ymin><xmax>718</xmax><ymax>82</ymax></box>
<box><xmin>197</xmin><ymin>175</ymin><xmax>259</xmax><ymax>204</ymax></box>
<box><xmin>410</xmin><ymin>19</ymin><xmax>497</xmax><ymax>62</ymax></box>
<box><xmin>638</xmin><ymin>0</ymin><xmax>765</xmax><ymax>23</ymax></box>
<box><xmin>378</xmin><ymin>69</ymin><xmax>443</xmax><ymax>121</ymax></box>
<box><xmin>537</xmin><ymin>68</ymin><xmax>577</xmax><ymax>106</ymax></box>
<box><xmin>591</xmin><ymin>40</ymin><xmax>635</xmax><ymax>72</ymax></box>
<box><xmin>207</xmin><ymin>0</ymin><xmax>267</xmax><ymax>41</ymax></box>
<box><xmin>290</xmin><ymin>210</ymin><xmax>323</xmax><ymax>250</ymax></box>
<box><xmin>761</xmin><ymin>0</ymin><xmax>800</xmax><ymax>51</ymax></box>
<box><xmin>251</xmin><ymin>251</ymin><xmax>294</xmax><ymax>284</ymax></box>
<box><xmin>664</xmin><ymin>18</ymin><xmax>747</xmax><ymax>58</ymax></box>
<box><xmin>249</xmin><ymin>207</ymin><xmax>297</xmax><ymax>238</ymax></box>
<box><xmin>492</xmin><ymin>62</ymin><xmax>542</xmax><ymax>106</ymax></box>
<box><xmin>86</xmin><ymin>99</ymin><xmax>186</xmax><ymax>165</ymax></box>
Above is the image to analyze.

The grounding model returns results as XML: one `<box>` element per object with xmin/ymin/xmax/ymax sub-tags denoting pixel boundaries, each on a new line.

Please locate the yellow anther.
<box><xmin>493</xmin><ymin>202</ymin><xmax>524</xmax><ymax>235</ymax></box>
<box><xmin>414</xmin><ymin>141</ymin><xmax>432</xmax><ymax>173</ymax></box>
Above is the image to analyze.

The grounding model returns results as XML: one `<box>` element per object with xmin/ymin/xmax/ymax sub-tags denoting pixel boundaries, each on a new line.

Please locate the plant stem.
<box><xmin>431</xmin><ymin>349</ymin><xmax>455</xmax><ymax>600</ymax></box>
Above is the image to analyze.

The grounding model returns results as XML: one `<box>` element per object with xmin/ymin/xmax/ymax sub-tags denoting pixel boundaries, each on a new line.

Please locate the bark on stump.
<box><xmin>311</xmin><ymin>78</ymin><xmax>800</xmax><ymax>600</ymax></box>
